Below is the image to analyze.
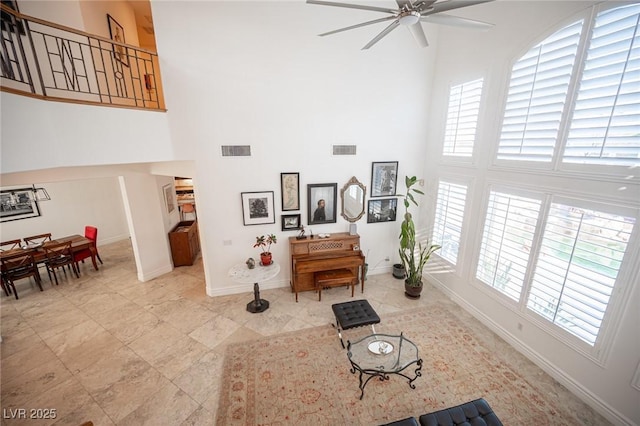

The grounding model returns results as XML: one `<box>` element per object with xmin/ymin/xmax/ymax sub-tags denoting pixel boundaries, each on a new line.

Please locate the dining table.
<box><xmin>0</xmin><ymin>234</ymin><xmax>100</xmax><ymax>271</ymax></box>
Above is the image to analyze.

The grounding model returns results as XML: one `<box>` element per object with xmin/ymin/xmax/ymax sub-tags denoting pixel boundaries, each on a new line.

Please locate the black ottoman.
<box><xmin>380</xmin><ymin>418</ymin><xmax>419</xmax><ymax>426</ymax></box>
<box><xmin>419</xmin><ymin>398</ymin><xmax>503</xmax><ymax>426</ymax></box>
<box><xmin>331</xmin><ymin>299</ymin><xmax>380</xmax><ymax>348</ymax></box>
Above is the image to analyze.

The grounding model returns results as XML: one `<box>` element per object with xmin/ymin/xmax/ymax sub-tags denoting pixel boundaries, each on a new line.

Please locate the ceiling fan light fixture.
<box><xmin>399</xmin><ymin>10</ymin><xmax>421</xmax><ymax>26</ymax></box>
<box><xmin>307</xmin><ymin>0</ymin><xmax>495</xmax><ymax>49</ymax></box>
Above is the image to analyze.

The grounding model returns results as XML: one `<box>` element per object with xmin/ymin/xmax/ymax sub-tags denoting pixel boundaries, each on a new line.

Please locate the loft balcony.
<box><xmin>1</xmin><ymin>3</ymin><xmax>165</xmax><ymax>111</ymax></box>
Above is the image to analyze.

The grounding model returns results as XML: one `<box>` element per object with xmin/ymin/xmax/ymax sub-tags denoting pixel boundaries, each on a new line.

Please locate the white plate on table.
<box><xmin>368</xmin><ymin>340</ymin><xmax>393</xmax><ymax>355</ymax></box>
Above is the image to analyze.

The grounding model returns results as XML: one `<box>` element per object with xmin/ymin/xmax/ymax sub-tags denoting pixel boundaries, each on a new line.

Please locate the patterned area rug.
<box><xmin>216</xmin><ymin>305</ymin><xmax>607</xmax><ymax>425</ymax></box>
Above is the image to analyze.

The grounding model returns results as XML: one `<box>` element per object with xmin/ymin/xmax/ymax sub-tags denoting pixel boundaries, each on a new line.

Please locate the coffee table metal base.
<box><xmin>346</xmin><ymin>333</ymin><xmax>422</xmax><ymax>399</ymax></box>
<box><xmin>349</xmin><ymin>358</ymin><xmax>422</xmax><ymax>400</ymax></box>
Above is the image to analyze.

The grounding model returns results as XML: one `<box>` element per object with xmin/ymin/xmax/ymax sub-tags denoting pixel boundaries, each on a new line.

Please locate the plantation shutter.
<box><xmin>476</xmin><ymin>191</ymin><xmax>541</xmax><ymax>301</ymax></box>
<box><xmin>443</xmin><ymin>78</ymin><xmax>483</xmax><ymax>157</ymax></box>
<box><xmin>563</xmin><ymin>4</ymin><xmax>640</xmax><ymax>166</ymax></box>
<box><xmin>497</xmin><ymin>21</ymin><xmax>583</xmax><ymax>162</ymax></box>
<box><xmin>432</xmin><ymin>181</ymin><xmax>468</xmax><ymax>265</ymax></box>
<box><xmin>527</xmin><ymin>204</ymin><xmax>635</xmax><ymax>345</ymax></box>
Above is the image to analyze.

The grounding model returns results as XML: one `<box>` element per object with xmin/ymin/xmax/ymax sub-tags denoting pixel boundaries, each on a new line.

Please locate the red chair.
<box><xmin>73</xmin><ymin>226</ymin><xmax>103</xmax><ymax>273</ymax></box>
<box><xmin>181</xmin><ymin>203</ymin><xmax>197</xmax><ymax>221</ymax></box>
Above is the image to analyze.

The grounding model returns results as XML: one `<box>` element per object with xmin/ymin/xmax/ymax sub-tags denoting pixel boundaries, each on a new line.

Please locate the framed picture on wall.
<box><xmin>281</xmin><ymin>214</ymin><xmax>301</xmax><ymax>231</ymax></box>
<box><xmin>280</xmin><ymin>172</ymin><xmax>300</xmax><ymax>211</ymax></box>
<box><xmin>241</xmin><ymin>191</ymin><xmax>275</xmax><ymax>226</ymax></box>
<box><xmin>371</xmin><ymin>161</ymin><xmax>398</xmax><ymax>197</ymax></box>
<box><xmin>307</xmin><ymin>183</ymin><xmax>337</xmax><ymax>225</ymax></box>
<box><xmin>0</xmin><ymin>188</ymin><xmax>41</xmax><ymax>222</ymax></box>
<box><xmin>163</xmin><ymin>184</ymin><xmax>175</xmax><ymax>214</ymax></box>
<box><xmin>367</xmin><ymin>198</ymin><xmax>397</xmax><ymax>223</ymax></box>
<box><xmin>107</xmin><ymin>14</ymin><xmax>129</xmax><ymax>67</ymax></box>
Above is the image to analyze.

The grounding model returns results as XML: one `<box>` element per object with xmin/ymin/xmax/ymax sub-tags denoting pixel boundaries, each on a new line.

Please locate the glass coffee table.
<box><xmin>346</xmin><ymin>332</ymin><xmax>422</xmax><ymax>399</ymax></box>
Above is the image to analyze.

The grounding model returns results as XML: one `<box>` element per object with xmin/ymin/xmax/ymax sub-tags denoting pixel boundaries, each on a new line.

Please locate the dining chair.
<box><xmin>73</xmin><ymin>226</ymin><xmax>103</xmax><ymax>273</ymax></box>
<box><xmin>84</xmin><ymin>226</ymin><xmax>103</xmax><ymax>264</ymax></box>
<box><xmin>0</xmin><ymin>251</ymin><xmax>43</xmax><ymax>299</ymax></box>
<box><xmin>23</xmin><ymin>233</ymin><xmax>52</xmax><ymax>246</ymax></box>
<box><xmin>43</xmin><ymin>241</ymin><xmax>79</xmax><ymax>285</ymax></box>
<box><xmin>0</xmin><ymin>239</ymin><xmax>22</xmax><ymax>251</ymax></box>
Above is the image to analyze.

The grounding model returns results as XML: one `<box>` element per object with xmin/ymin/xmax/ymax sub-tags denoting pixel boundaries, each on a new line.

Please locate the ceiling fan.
<box><xmin>307</xmin><ymin>0</ymin><xmax>495</xmax><ymax>50</ymax></box>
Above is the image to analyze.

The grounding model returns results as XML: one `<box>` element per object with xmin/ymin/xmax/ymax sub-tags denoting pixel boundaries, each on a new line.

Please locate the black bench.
<box><xmin>380</xmin><ymin>398</ymin><xmax>503</xmax><ymax>426</ymax></box>
<box><xmin>331</xmin><ymin>299</ymin><xmax>380</xmax><ymax>348</ymax></box>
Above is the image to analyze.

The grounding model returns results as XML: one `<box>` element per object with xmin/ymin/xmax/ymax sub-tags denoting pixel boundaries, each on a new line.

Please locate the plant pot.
<box><xmin>404</xmin><ymin>281</ymin><xmax>423</xmax><ymax>299</ymax></box>
<box><xmin>260</xmin><ymin>252</ymin><xmax>272</xmax><ymax>266</ymax></box>
<box><xmin>393</xmin><ymin>263</ymin><xmax>405</xmax><ymax>279</ymax></box>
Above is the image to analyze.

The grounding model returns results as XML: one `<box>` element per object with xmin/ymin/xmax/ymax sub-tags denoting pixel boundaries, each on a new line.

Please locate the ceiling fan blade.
<box><xmin>408</xmin><ymin>23</ymin><xmax>428</xmax><ymax>47</ymax></box>
<box><xmin>362</xmin><ymin>19</ymin><xmax>401</xmax><ymax>50</ymax></box>
<box><xmin>307</xmin><ymin>0</ymin><xmax>397</xmax><ymax>14</ymax></box>
<box><xmin>319</xmin><ymin>15</ymin><xmax>397</xmax><ymax>37</ymax></box>
<box><xmin>421</xmin><ymin>13</ymin><xmax>493</xmax><ymax>30</ymax></box>
<box><xmin>426</xmin><ymin>0</ymin><xmax>494</xmax><ymax>15</ymax></box>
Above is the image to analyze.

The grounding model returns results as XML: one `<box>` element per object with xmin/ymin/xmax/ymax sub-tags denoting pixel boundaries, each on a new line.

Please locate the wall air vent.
<box><xmin>332</xmin><ymin>145</ymin><xmax>357</xmax><ymax>155</ymax></box>
<box><xmin>221</xmin><ymin>145</ymin><xmax>251</xmax><ymax>157</ymax></box>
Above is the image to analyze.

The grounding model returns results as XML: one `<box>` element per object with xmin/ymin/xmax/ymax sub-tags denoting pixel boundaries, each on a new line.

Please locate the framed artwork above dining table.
<box><xmin>0</xmin><ymin>188</ymin><xmax>41</xmax><ymax>222</ymax></box>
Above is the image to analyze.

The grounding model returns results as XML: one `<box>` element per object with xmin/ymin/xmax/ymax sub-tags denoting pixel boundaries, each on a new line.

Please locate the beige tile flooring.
<box><xmin>0</xmin><ymin>239</ymin><xmax>597</xmax><ymax>425</ymax></box>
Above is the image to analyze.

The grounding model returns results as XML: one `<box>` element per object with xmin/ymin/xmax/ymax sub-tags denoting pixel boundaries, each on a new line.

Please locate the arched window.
<box><xmin>498</xmin><ymin>4</ymin><xmax>639</xmax><ymax>168</ymax></box>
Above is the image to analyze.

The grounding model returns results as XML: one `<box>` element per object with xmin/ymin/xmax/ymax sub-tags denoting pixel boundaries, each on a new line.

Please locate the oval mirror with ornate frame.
<box><xmin>340</xmin><ymin>176</ymin><xmax>366</xmax><ymax>222</ymax></box>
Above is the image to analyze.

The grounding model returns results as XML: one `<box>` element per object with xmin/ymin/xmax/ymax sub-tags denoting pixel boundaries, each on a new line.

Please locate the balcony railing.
<box><xmin>1</xmin><ymin>5</ymin><xmax>165</xmax><ymax>110</ymax></box>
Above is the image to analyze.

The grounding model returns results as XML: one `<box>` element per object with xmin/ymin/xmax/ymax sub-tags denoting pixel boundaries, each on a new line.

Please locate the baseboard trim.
<box><xmin>428</xmin><ymin>277</ymin><xmax>634</xmax><ymax>426</ymax></box>
<box><xmin>97</xmin><ymin>234</ymin><xmax>130</xmax><ymax>246</ymax></box>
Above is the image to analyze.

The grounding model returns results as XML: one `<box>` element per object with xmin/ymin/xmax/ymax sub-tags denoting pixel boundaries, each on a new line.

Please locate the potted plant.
<box><xmin>398</xmin><ymin>176</ymin><xmax>441</xmax><ymax>298</ymax></box>
<box><xmin>254</xmin><ymin>234</ymin><xmax>277</xmax><ymax>266</ymax></box>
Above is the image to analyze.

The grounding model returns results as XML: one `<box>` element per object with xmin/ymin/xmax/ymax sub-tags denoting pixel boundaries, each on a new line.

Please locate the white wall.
<box><xmin>151</xmin><ymin>0</ymin><xmax>437</xmax><ymax>296</ymax></box>
<box><xmin>79</xmin><ymin>0</ymin><xmax>139</xmax><ymax>46</ymax></box>
<box><xmin>17</xmin><ymin>0</ymin><xmax>85</xmax><ymax>30</ymax></box>
<box><xmin>0</xmin><ymin>94</ymin><xmax>174</xmax><ymax>174</ymax></box>
<box><xmin>0</xmin><ymin>177</ymin><xmax>129</xmax><ymax>245</ymax></box>
<box><xmin>119</xmin><ymin>174</ymin><xmax>174</xmax><ymax>281</ymax></box>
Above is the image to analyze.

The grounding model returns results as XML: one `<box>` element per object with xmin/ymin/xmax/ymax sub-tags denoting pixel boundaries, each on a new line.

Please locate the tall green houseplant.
<box><xmin>398</xmin><ymin>176</ymin><xmax>441</xmax><ymax>297</ymax></box>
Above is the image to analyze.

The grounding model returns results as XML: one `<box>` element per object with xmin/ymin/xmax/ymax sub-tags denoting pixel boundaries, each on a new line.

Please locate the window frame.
<box><xmin>442</xmin><ymin>77</ymin><xmax>485</xmax><ymax>160</ymax></box>
<box><xmin>432</xmin><ymin>177</ymin><xmax>472</xmax><ymax>269</ymax></box>
<box><xmin>471</xmin><ymin>183</ymin><xmax>546</xmax><ymax>307</ymax></box>
<box><xmin>492</xmin><ymin>3</ymin><xmax>640</xmax><ymax>180</ymax></box>
<box><xmin>523</xmin><ymin>195</ymin><xmax>639</xmax><ymax>360</ymax></box>
<box><xmin>469</xmin><ymin>183</ymin><xmax>640</xmax><ymax>360</ymax></box>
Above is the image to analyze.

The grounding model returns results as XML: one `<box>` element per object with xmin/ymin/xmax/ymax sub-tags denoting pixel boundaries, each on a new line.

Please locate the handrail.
<box><xmin>0</xmin><ymin>4</ymin><xmax>165</xmax><ymax>110</ymax></box>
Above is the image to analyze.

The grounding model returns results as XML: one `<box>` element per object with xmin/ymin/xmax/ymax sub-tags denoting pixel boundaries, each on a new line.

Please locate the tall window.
<box><xmin>527</xmin><ymin>203</ymin><xmax>635</xmax><ymax>345</ymax></box>
<box><xmin>498</xmin><ymin>21</ymin><xmax>583</xmax><ymax>162</ymax></box>
<box><xmin>432</xmin><ymin>181</ymin><xmax>468</xmax><ymax>264</ymax></box>
<box><xmin>498</xmin><ymin>3</ymin><xmax>640</xmax><ymax>167</ymax></box>
<box><xmin>564</xmin><ymin>6</ymin><xmax>640</xmax><ymax>166</ymax></box>
<box><xmin>476</xmin><ymin>191</ymin><xmax>541</xmax><ymax>301</ymax></box>
<box><xmin>443</xmin><ymin>78</ymin><xmax>483</xmax><ymax>157</ymax></box>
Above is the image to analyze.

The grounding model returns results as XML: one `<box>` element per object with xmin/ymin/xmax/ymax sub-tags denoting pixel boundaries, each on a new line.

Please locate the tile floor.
<box><xmin>0</xmin><ymin>239</ymin><xmax>599</xmax><ymax>425</ymax></box>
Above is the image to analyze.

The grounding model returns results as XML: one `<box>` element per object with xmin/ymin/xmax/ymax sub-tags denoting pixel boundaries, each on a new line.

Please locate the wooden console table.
<box><xmin>168</xmin><ymin>220</ymin><xmax>200</xmax><ymax>266</ymax></box>
<box><xmin>289</xmin><ymin>232</ymin><xmax>365</xmax><ymax>302</ymax></box>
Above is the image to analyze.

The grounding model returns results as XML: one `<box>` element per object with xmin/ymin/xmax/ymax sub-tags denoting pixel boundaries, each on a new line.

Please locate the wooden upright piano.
<box><xmin>289</xmin><ymin>232</ymin><xmax>365</xmax><ymax>302</ymax></box>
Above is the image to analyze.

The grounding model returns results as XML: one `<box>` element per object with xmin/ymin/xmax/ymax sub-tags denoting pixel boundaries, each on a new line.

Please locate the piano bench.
<box><xmin>315</xmin><ymin>269</ymin><xmax>357</xmax><ymax>301</ymax></box>
<box><xmin>331</xmin><ymin>299</ymin><xmax>380</xmax><ymax>348</ymax></box>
